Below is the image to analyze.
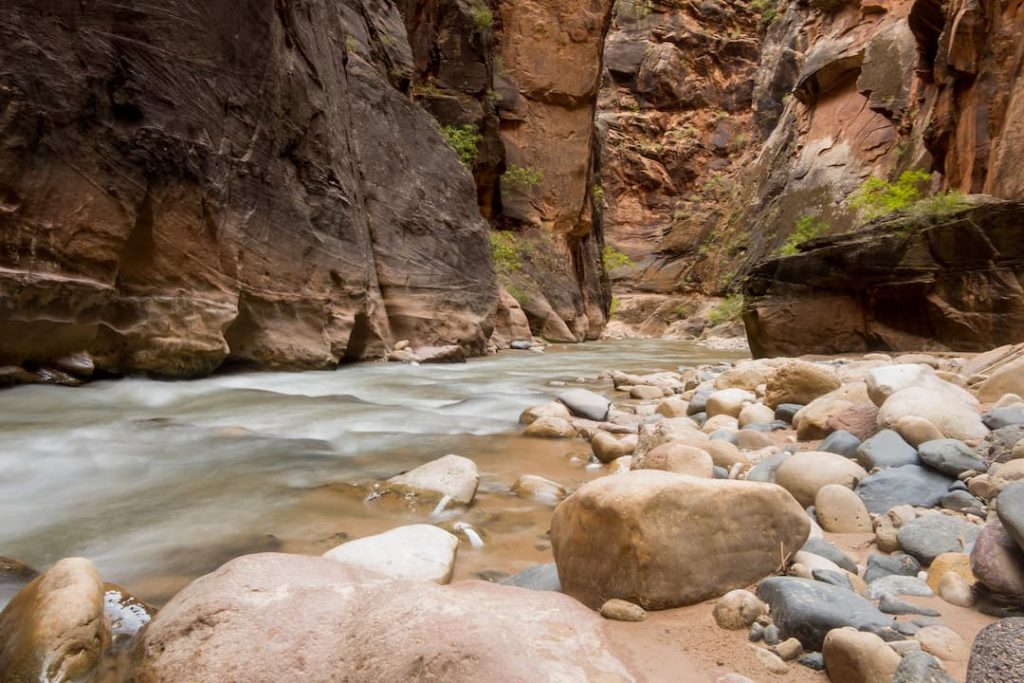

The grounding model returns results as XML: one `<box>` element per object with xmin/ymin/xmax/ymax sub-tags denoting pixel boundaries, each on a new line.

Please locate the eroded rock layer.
<box><xmin>0</xmin><ymin>0</ymin><xmax>497</xmax><ymax>377</ymax></box>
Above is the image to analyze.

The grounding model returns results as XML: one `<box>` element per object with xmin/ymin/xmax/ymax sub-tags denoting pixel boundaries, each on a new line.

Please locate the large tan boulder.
<box><xmin>877</xmin><ymin>387</ymin><xmax>987</xmax><ymax>442</ymax></box>
<box><xmin>977</xmin><ymin>355</ymin><xmax>1024</xmax><ymax>402</ymax></box>
<box><xmin>794</xmin><ymin>383</ymin><xmax>872</xmax><ymax>440</ymax></box>
<box><xmin>866</xmin><ymin>364</ymin><xmax>978</xmax><ymax>408</ymax></box>
<box><xmin>775</xmin><ymin>452</ymin><xmax>869</xmax><ymax>508</ymax></box>
<box><xmin>550</xmin><ymin>470</ymin><xmax>809</xmax><ymax>609</ymax></box>
<box><xmin>765</xmin><ymin>360</ymin><xmax>841</xmax><ymax>408</ymax></box>
<box><xmin>134</xmin><ymin>553</ymin><xmax>634</xmax><ymax>682</ymax></box>
<box><xmin>0</xmin><ymin>557</ymin><xmax>109</xmax><ymax>683</ymax></box>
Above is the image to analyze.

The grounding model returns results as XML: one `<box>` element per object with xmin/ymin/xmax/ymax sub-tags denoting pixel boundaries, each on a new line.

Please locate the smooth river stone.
<box><xmin>997</xmin><ymin>482</ymin><xmax>1024</xmax><ymax>552</ymax></box>
<box><xmin>856</xmin><ymin>429</ymin><xmax>921</xmax><ymax>470</ymax></box>
<box><xmin>856</xmin><ymin>465</ymin><xmax>954</xmax><ymax>515</ymax></box>
<box><xmin>918</xmin><ymin>439</ymin><xmax>988</xmax><ymax>477</ymax></box>
<box><xmin>557</xmin><ymin>388</ymin><xmax>611</xmax><ymax>422</ymax></box>
<box><xmin>323</xmin><ymin>524</ymin><xmax>459</xmax><ymax>584</ymax></box>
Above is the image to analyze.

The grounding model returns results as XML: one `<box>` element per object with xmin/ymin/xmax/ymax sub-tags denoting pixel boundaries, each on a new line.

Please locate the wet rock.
<box><xmin>756</xmin><ymin>577</ymin><xmax>892</xmax><ymax>650</ymax></box>
<box><xmin>855</xmin><ymin>464</ymin><xmax>955</xmax><ymax>514</ymax></box>
<box><xmin>801</xmin><ymin>538</ymin><xmax>858</xmax><ymax>574</ymax></box>
<box><xmin>634</xmin><ymin>443</ymin><xmax>713</xmax><ymax>478</ymax></box>
<box><xmin>386</xmin><ymin>454</ymin><xmax>479</xmax><ymax>505</ymax></box>
<box><xmin>134</xmin><ymin>553</ymin><xmax>633</xmax><ymax>682</ymax></box>
<box><xmin>591</xmin><ymin>431</ymin><xmax>627</xmax><ymax>463</ymax></box>
<box><xmin>512</xmin><ymin>475</ymin><xmax>567</xmax><ymax>504</ymax></box>
<box><xmin>897</xmin><ymin>514</ymin><xmax>981</xmax><ymax>564</ymax></box>
<box><xmin>916</xmin><ymin>624</ymin><xmax>968</xmax><ymax>662</ymax></box>
<box><xmin>498</xmin><ymin>564</ymin><xmax>561</xmax><ymax>592</ymax></box>
<box><xmin>971</xmin><ymin>519</ymin><xmax>1024</xmax><ymax>598</ymax></box>
<box><xmin>997</xmin><ymin>482</ymin><xmax>1024</xmax><ymax>552</ymax></box>
<box><xmin>864</xmin><ymin>553</ymin><xmax>921</xmax><ymax>584</ymax></box>
<box><xmin>815</xmin><ymin>484</ymin><xmax>872</xmax><ymax>533</ymax></box>
<box><xmin>0</xmin><ymin>557</ymin><xmax>38</xmax><ymax>610</ymax></box>
<box><xmin>519</xmin><ymin>402</ymin><xmax>572</xmax><ymax>425</ymax></box>
<box><xmin>557</xmin><ymin>389</ymin><xmax>611</xmax><ymax>422</ymax></box>
<box><xmin>0</xmin><ymin>557</ymin><xmax>109</xmax><ymax>683</ymax></box>
<box><xmin>856</xmin><ymin>429</ymin><xmax>920</xmax><ymax>470</ymax></box>
<box><xmin>764</xmin><ymin>360</ymin><xmax>841</xmax><ymax>408</ymax></box>
<box><xmin>775</xmin><ymin>451</ymin><xmax>868</xmax><ymax>507</ymax></box>
<box><xmin>713</xmin><ymin>589</ymin><xmax>766</xmax><ymax>630</ymax></box>
<box><xmin>823</xmin><ymin>628</ymin><xmax>901</xmax><ymax>683</ymax></box>
<box><xmin>919</xmin><ymin>439</ymin><xmax>988</xmax><ymax>477</ymax></box>
<box><xmin>820</xmin><ymin>430</ymin><xmax>861</xmax><ymax>457</ymax></box>
<box><xmin>323</xmin><ymin>524</ymin><xmax>459</xmax><ymax>584</ymax></box>
<box><xmin>524</xmin><ymin>416</ymin><xmax>576</xmax><ymax>439</ymax></box>
<box><xmin>551</xmin><ymin>471</ymin><xmax>809</xmax><ymax>609</ymax></box>
<box><xmin>599</xmin><ymin>598</ymin><xmax>647</xmax><ymax>622</ymax></box>
<box><xmin>104</xmin><ymin>584</ymin><xmax>155</xmax><ymax>649</ymax></box>
<box><xmin>892</xmin><ymin>650</ymin><xmax>955</xmax><ymax>683</ymax></box>
<box><xmin>966</xmin><ymin>617</ymin><xmax>1024</xmax><ymax>682</ymax></box>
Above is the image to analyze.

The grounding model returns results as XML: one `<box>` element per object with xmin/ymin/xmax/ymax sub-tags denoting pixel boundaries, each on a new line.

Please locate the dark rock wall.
<box><xmin>0</xmin><ymin>0</ymin><xmax>496</xmax><ymax>377</ymax></box>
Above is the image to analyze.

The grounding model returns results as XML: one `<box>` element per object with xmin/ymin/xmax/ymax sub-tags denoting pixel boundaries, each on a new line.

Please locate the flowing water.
<box><xmin>0</xmin><ymin>340</ymin><xmax>747</xmax><ymax>606</ymax></box>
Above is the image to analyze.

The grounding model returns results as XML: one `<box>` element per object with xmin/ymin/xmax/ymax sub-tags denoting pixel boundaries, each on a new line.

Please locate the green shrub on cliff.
<box><xmin>708</xmin><ymin>294</ymin><xmax>743</xmax><ymax>326</ymax></box>
<box><xmin>780</xmin><ymin>214</ymin><xmax>828</xmax><ymax>256</ymax></box>
<box><xmin>440</xmin><ymin>125</ymin><xmax>481</xmax><ymax>168</ymax></box>
<box><xmin>502</xmin><ymin>164</ymin><xmax>543</xmax><ymax>190</ymax></box>
<box><xmin>490</xmin><ymin>231</ymin><xmax>522</xmax><ymax>272</ymax></box>
<box><xmin>602</xmin><ymin>245</ymin><xmax>634</xmax><ymax>272</ymax></box>
<box><xmin>848</xmin><ymin>170</ymin><xmax>931</xmax><ymax>220</ymax></box>
<box><xmin>469</xmin><ymin>5</ymin><xmax>493</xmax><ymax>30</ymax></box>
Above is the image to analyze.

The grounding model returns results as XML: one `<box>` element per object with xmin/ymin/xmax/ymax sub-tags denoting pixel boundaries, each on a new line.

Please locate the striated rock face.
<box><xmin>743</xmin><ymin>200</ymin><xmax>1024</xmax><ymax>356</ymax></box>
<box><xmin>596</xmin><ymin>1</ymin><xmax>766</xmax><ymax>334</ymax></box>
<box><xmin>0</xmin><ymin>0</ymin><xmax>497</xmax><ymax>377</ymax></box>
<box><xmin>400</xmin><ymin>0</ymin><xmax>615</xmax><ymax>343</ymax></box>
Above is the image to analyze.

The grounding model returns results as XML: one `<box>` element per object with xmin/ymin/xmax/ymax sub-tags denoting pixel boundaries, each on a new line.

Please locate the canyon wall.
<box><xmin>0</xmin><ymin>0</ymin><xmax>497</xmax><ymax>378</ymax></box>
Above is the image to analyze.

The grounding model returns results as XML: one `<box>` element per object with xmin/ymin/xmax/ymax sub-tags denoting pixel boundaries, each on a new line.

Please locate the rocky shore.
<box><xmin>3</xmin><ymin>344</ymin><xmax>1024</xmax><ymax>681</ymax></box>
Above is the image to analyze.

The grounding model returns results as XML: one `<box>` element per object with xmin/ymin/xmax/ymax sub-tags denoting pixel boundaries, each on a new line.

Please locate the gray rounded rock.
<box><xmin>856</xmin><ymin>465</ymin><xmax>955</xmax><ymax>515</ymax></box>
<box><xmin>997</xmin><ymin>482</ymin><xmax>1024</xmax><ymax>553</ymax></box>
<box><xmin>983</xmin><ymin>406</ymin><xmax>1024</xmax><ymax>430</ymax></box>
<box><xmin>984</xmin><ymin>425</ymin><xmax>1024</xmax><ymax>464</ymax></box>
<box><xmin>864</xmin><ymin>553</ymin><xmax>922</xmax><ymax>584</ymax></box>
<box><xmin>919</xmin><ymin>439</ymin><xmax>988</xmax><ymax>477</ymax></box>
<box><xmin>856</xmin><ymin>429</ymin><xmax>921</xmax><ymax>470</ymax></box>
<box><xmin>687</xmin><ymin>388</ymin><xmax>712</xmax><ymax>416</ymax></box>
<box><xmin>894</xmin><ymin>650</ymin><xmax>955</xmax><ymax>683</ymax></box>
<box><xmin>865</xmin><ymin>575</ymin><xmax>933</xmax><ymax>600</ymax></box>
<box><xmin>745</xmin><ymin>452</ymin><xmax>791</xmax><ymax>483</ymax></box>
<box><xmin>879</xmin><ymin>594</ymin><xmax>941</xmax><ymax>616</ymax></box>
<box><xmin>709</xmin><ymin>429</ymin><xmax>739</xmax><ymax>445</ymax></box>
<box><xmin>755</xmin><ymin>577</ymin><xmax>892</xmax><ymax>651</ymax></box>
<box><xmin>966</xmin><ymin>618</ymin><xmax>1024</xmax><ymax>683</ymax></box>
<box><xmin>775</xmin><ymin>403</ymin><xmax>803</xmax><ymax>423</ymax></box>
<box><xmin>942</xmin><ymin>489</ymin><xmax>986</xmax><ymax>514</ymax></box>
<box><xmin>819</xmin><ymin>430</ymin><xmax>861</xmax><ymax>458</ymax></box>
<box><xmin>557</xmin><ymin>388</ymin><xmax>611</xmax><ymax>422</ymax></box>
<box><xmin>897</xmin><ymin>514</ymin><xmax>981</xmax><ymax>564</ymax></box>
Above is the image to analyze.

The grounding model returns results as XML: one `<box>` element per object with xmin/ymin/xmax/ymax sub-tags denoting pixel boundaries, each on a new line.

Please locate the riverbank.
<box><xmin>3</xmin><ymin>341</ymin><xmax>1023</xmax><ymax>681</ymax></box>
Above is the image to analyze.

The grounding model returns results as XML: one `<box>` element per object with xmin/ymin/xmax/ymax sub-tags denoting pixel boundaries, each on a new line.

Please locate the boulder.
<box><xmin>897</xmin><ymin>514</ymin><xmax>981</xmax><ymax>565</ymax></box>
<box><xmin>983</xmin><ymin>406</ymin><xmax>1024</xmax><ymax>430</ymax></box>
<box><xmin>706</xmin><ymin>389</ymin><xmax>756</xmax><ymax>418</ymax></box>
<box><xmin>755</xmin><ymin>577</ymin><xmax>892</xmax><ymax>651</ymax></box>
<box><xmin>855</xmin><ymin>465</ymin><xmax>955</xmax><ymax>514</ymax></box>
<box><xmin>793</xmin><ymin>383</ymin><xmax>872</xmax><ymax>440</ymax></box>
<box><xmin>557</xmin><ymin>389</ymin><xmax>611</xmax><ymax>422</ymax></box>
<box><xmin>866</xmin><ymin>364</ymin><xmax>977</xmax><ymax>408</ymax></box>
<box><xmin>774</xmin><ymin>452</ymin><xmax>868</xmax><ymax>508</ymax></box>
<box><xmin>519</xmin><ymin>401</ymin><xmax>571</xmax><ymax>424</ymax></box>
<box><xmin>591</xmin><ymin>431</ymin><xmax>627</xmax><ymax>463</ymax></box>
<box><xmin>715</xmin><ymin>363</ymin><xmax>776</xmax><ymax>391</ymax></box>
<box><xmin>551</xmin><ymin>471</ymin><xmax>809</xmax><ymax>609</ymax></box>
<box><xmin>823</xmin><ymin>628</ymin><xmax>901</xmax><ymax>683</ymax></box>
<box><xmin>323</xmin><ymin>525</ymin><xmax>459</xmax><ymax>584</ymax></box>
<box><xmin>524</xmin><ymin>416</ymin><xmax>576</xmax><ymax>439</ymax></box>
<box><xmin>815</xmin><ymin>484</ymin><xmax>872</xmax><ymax>533</ymax></box>
<box><xmin>919</xmin><ymin>439</ymin><xmax>988</xmax><ymax>477</ymax></box>
<box><xmin>997</xmin><ymin>482</ymin><xmax>1024</xmax><ymax>552</ymax></box>
<box><xmin>386</xmin><ymin>454</ymin><xmax>479</xmax><ymax>505</ymax></box>
<box><xmin>134</xmin><ymin>553</ymin><xmax>633</xmax><ymax>682</ymax></box>
<box><xmin>977</xmin><ymin>356</ymin><xmax>1024</xmax><ymax>402</ymax></box>
<box><xmin>893</xmin><ymin>651</ymin><xmax>955</xmax><ymax>683</ymax></box>
<box><xmin>0</xmin><ymin>558</ymin><xmax>109</xmax><ymax>683</ymax></box>
<box><xmin>855</xmin><ymin>429</ymin><xmax>920</xmax><ymax>470</ymax></box>
<box><xmin>966</xmin><ymin>618</ymin><xmax>1024</xmax><ymax>683</ymax></box>
<box><xmin>633</xmin><ymin>443</ymin><xmax>713</xmax><ymax>478</ymax></box>
<box><xmin>764</xmin><ymin>360</ymin><xmax>841</xmax><ymax>408</ymax></box>
<box><xmin>635</xmin><ymin>418</ymin><xmax>706</xmax><ymax>458</ymax></box>
<box><xmin>971</xmin><ymin>519</ymin><xmax>1024</xmax><ymax>597</ymax></box>
<box><xmin>877</xmin><ymin>387</ymin><xmax>988</xmax><ymax>442</ymax></box>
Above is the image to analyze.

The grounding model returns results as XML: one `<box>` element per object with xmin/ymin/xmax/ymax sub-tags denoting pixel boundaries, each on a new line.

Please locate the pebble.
<box><xmin>815</xmin><ymin>484</ymin><xmax>872</xmax><ymax>532</ymax></box>
<box><xmin>747</xmin><ymin>622</ymin><xmax>764</xmax><ymax>642</ymax></box>
<box><xmin>763</xmin><ymin>624</ymin><xmax>781</xmax><ymax>645</ymax></box>
<box><xmin>712</xmin><ymin>590</ymin><xmax>765</xmax><ymax>630</ymax></box>
<box><xmin>798</xmin><ymin>651</ymin><xmax>825</xmax><ymax>671</ymax></box>
<box><xmin>599</xmin><ymin>598</ymin><xmax>647</xmax><ymax>622</ymax></box>
<box><xmin>773</xmin><ymin>637</ymin><xmax>803</xmax><ymax>661</ymax></box>
<box><xmin>748</xmin><ymin>645</ymin><xmax>788</xmax><ymax>674</ymax></box>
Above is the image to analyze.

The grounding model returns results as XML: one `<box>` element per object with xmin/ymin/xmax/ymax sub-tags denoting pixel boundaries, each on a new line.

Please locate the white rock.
<box><xmin>706</xmin><ymin>389</ymin><xmax>756</xmax><ymax>418</ymax></box>
<box><xmin>323</xmin><ymin>525</ymin><xmax>459</xmax><ymax>584</ymax></box>
<box><xmin>386</xmin><ymin>454</ymin><xmax>479</xmax><ymax>505</ymax></box>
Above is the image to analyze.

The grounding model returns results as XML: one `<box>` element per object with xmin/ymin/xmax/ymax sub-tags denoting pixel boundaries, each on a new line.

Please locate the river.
<box><xmin>0</xmin><ymin>339</ymin><xmax>747</xmax><ymax>607</ymax></box>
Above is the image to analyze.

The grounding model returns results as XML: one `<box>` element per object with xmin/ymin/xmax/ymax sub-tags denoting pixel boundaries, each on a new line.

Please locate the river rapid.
<box><xmin>0</xmin><ymin>340</ymin><xmax>748</xmax><ymax>607</ymax></box>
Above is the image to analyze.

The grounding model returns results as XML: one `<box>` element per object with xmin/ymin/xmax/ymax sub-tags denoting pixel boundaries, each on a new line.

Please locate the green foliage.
<box><xmin>469</xmin><ymin>5</ymin><xmax>494</xmax><ymax>30</ymax></box>
<box><xmin>780</xmin><ymin>214</ymin><xmax>828</xmax><ymax>256</ymax></box>
<box><xmin>602</xmin><ymin>245</ymin><xmax>635</xmax><ymax>272</ymax></box>
<box><xmin>490</xmin><ymin>231</ymin><xmax>522</xmax><ymax>272</ymax></box>
<box><xmin>907</xmin><ymin>191</ymin><xmax>972</xmax><ymax>220</ymax></box>
<box><xmin>609</xmin><ymin>295</ymin><xmax>621</xmax><ymax>318</ymax></box>
<box><xmin>502</xmin><ymin>164</ymin><xmax>543</xmax><ymax>190</ymax></box>
<box><xmin>749</xmin><ymin>0</ymin><xmax>778</xmax><ymax>25</ymax></box>
<box><xmin>848</xmin><ymin>170</ymin><xmax>932</xmax><ymax>221</ymax></box>
<box><xmin>506</xmin><ymin>284</ymin><xmax>529</xmax><ymax>306</ymax></box>
<box><xmin>440</xmin><ymin>125</ymin><xmax>481</xmax><ymax>168</ymax></box>
<box><xmin>707</xmin><ymin>294</ymin><xmax>744</xmax><ymax>326</ymax></box>
<box><xmin>592</xmin><ymin>184</ymin><xmax>605</xmax><ymax>205</ymax></box>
